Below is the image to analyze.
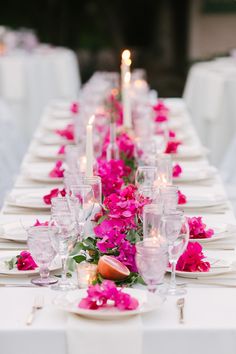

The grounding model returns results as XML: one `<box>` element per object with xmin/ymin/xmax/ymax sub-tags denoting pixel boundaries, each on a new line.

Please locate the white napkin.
<box><xmin>66</xmin><ymin>314</ymin><xmax>143</xmax><ymax>354</ymax></box>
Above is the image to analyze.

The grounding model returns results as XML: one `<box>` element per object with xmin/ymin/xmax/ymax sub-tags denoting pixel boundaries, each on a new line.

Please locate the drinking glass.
<box><xmin>135</xmin><ymin>166</ymin><xmax>158</xmax><ymax>189</ymax></box>
<box><xmin>50</xmin><ymin>197</ymin><xmax>79</xmax><ymax>290</ymax></box>
<box><xmin>161</xmin><ymin>211</ymin><xmax>189</xmax><ymax>295</ymax></box>
<box><xmin>160</xmin><ymin>185</ymin><xmax>178</xmax><ymax>214</ymax></box>
<box><xmin>143</xmin><ymin>204</ymin><xmax>163</xmax><ymax>240</ymax></box>
<box><xmin>65</xmin><ymin>145</ymin><xmax>83</xmax><ymax>173</ymax></box>
<box><xmin>77</xmin><ymin>175</ymin><xmax>102</xmax><ymax>205</ymax></box>
<box><xmin>156</xmin><ymin>153</ymin><xmax>172</xmax><ymax>188</ymax></box>
<box><xmin>70</xmin><ymin>184</ymin><xmax>95</xmax><ymax>239</ymax></box>
<box><xmin>135</xmin><ymin>137</ymin><xmax>157</xmax><ymax>166</ymax></box>
<box><xmin>27</xmin><ymin>226</ymin><xmax>58</xmax><ymax>286</ymax></box>
<box><xmin>135</xmin><ymin>240</ymin><xmax>168</xmax><ymax>294</ymax></box>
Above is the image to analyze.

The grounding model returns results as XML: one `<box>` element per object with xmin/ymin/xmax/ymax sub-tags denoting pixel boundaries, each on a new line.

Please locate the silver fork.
<box><xmin>26</xmin><ymin>295</ymin><xmax>44</xmax><ymax>326</ymax></box>
<box><xmin>177</xmin><ymin>298</ymin><xmax>185</xmax><ymax>324</ymax></box>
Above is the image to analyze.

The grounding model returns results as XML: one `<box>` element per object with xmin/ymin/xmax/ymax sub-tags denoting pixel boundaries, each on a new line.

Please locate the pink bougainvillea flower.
<box><xmin>70</xmin><ymin>102</ymin><xmax>79</xmax><ymax>114</ymax></box>
<box><xmin>155</xmin><ymin>114</ymin><xmax>168</xmax><ymax>123</ymax></box>
<box><xmin>176</xmin><ymin>242</ymin><xmax>210</xmax><ymax>272</ymax></box>
<box><xmin>49</xmin><ymin>160</ymin><xmax>65</xmax><ymax>178</ymax></box>
<box><xmin>78</xmin><ymin>280</ymin><xmax>139</xmax><ymax>311</ymax></box>
<box><xmin>153</xmin><ymin>100</ymin><xmax>169</xmax><ymax>115</ymax></box>
<box><xmin>187</xmin><ymin>217</ymin><xmax>214</xmax><ymax>239</ymax></box>
<box><xmin>172</xmin><ymin>164</ymin><xmax>182</xmax><ymax>178</ymax></box>
<box><xmin>97</xmin><ymin>159</ymin><xmax>131</xmax><ymax>197</ymax></box>
<box><xmin>33</xmin><ymin>219</ymin><xmax>49</xmax><ymax>226</ymax></box>
<box><xmin>58</xmin><ymin>145</ymin><xmax>65</xmax><ymax>155</ymax></box>
<box><xmin>55</xmin><ymin>123</ymin><xmax>74</xmax><ymax>141</ymax></box>
<box><xmin>178</xmin><ymin>190</ymin><xmax>187</xmax><ymax>204</ymax></box>
<box><xmin>16</xmin><ymin>251</ymin><xmax>38</xmax><ymax>271</ymax></box>
<box><xmin>100</xmin><ymin>131</ymin><xmax>135</xmax><ymax>161</ymax></box>
<box><xmin>169</xmin><ymin>130</ymin><xmax>176</xmax><ymax>138</ymax></box>
<box><xmin>43</xmin><ymin>188</ymin><xmax>66</xmax><ymax>205</ymax></box>
<box><xmin>165</xmin><ymin>140</ymin><xmax>181</xmax><ymax>154</ymax></box>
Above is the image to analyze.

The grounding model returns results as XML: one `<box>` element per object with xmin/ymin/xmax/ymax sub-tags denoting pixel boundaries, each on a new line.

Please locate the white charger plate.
<box><xmin>7</xmin><ymin>190</ymin><xmax>51</xmax><ymax>210</ymax></box>
<box><xmin>0</xmin><ymin>253</ymin><xmax>61</xmax><ymax>276</ymax></box>
<box><xmin>174</xmin><ymin>166</ymin><xmax>217</xmax><ymax>182</ymax></box>
<box><xmin>53</xmin><ymin>288</ymin><xmax>164</xmax><ymax>320</ymax></box>
<box><xmin>169</xmin><ymin>258</ymin><xmax>232</xmax><ymax>279</ymax></box>
<box><xmin>31</xmin><ymin>145</ymin><xmax>64</xmax><ymax>160</ymax></box>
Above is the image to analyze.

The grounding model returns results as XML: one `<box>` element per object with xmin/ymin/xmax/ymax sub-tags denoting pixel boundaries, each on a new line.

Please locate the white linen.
<box><xmin>66</xmin><ymin>314</ymin><xmax>142</xmax><ymax>354</ymax></box>
<box><xmin>183</xmin><ymin>58</ymin><xmax>236</xmax><ymax>166</ymax></box>
<box><xmin>0</xmin><ymin>48</ymin><xmax>80</xmax><ymax>141</ymax></box>
<box><xmin>1</xmin><ymin>96</ymin><xmax>236</xmax><ymax>354</ymax></box>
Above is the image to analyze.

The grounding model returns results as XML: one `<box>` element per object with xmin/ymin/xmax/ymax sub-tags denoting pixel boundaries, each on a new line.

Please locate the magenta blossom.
<box><xmin>153</xmin><ymin>100</ymin><xmax>169</xmax><ymax>115</ymax></box>
<box><xmin>49</xmin><ymin>160</ymin><xmax>65</xmax><ymax>178</ymax></box>
<box><xmin>78</xmin><ymin>280</ymin><xmax>139</xmax><ymax>311</ymax></box>
<box><xmin>188</xmin><ymin>217</ymin><xmax>214</xmax><ymax>239</ymax></box>
<box><xmin>33</xmin><ymin>219</ymin><xmax>49</xmax><ymax>226</ymax></box>
<box><xmin>58</xmin><ymin>145</ymin><xmax>65</xmax><ymax>155</ymax></box>
<box><xmin>173</xmin><ymin>164</ymin><xmax>182</xmax><ymax>178</ymax></box>
<box><xmin>155</xmin><ymin>114</ymin><xmax>168</xmax><ymax>123</ymax></box>
<box><xmin>43</xmin><ymin>188</ymin><xmax>66</xmax><ymax>205</ymax></box>
<box><xmin>176</xmin><ymin>242</ymin><xmax>210</xmax><ymax>272</ymax></box>
<box><xmin>178</xmin><ymin>190</ymin><xmax>187</xmax><ymax>204</ymax></box>
<box><xmin>97</xmin><ymin>159</ymin><xmax>131</xmax><ymax>197</ymax></box>
<box><xmin>16</xmin><ymin>251</ymin><xmax>38</xmax><ymax>271</ymax></box>
<box><xmin>70</xmin><ymin>102</ymin><xmax>79</xmax><ymax>114</ymax></box>
<box><xmin>169</xmin><ymin>130</ymin><xmax>176</xmax><ymax>138</ymax></box>
<box><xmin>165</xmin><ymin>140</ymin><xmax>181</xmax><ymax>154</ymax></box>
<box><xmin>55</xmin><ymin>123</ymin><xmax>74</xmax><ymax>141</ymax></box>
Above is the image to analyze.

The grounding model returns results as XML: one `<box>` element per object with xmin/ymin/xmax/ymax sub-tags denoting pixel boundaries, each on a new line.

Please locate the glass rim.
<box><xmin>136</xmin><ymin>239</ymin><xmax>167</xmax><ymax>251</ymax></box>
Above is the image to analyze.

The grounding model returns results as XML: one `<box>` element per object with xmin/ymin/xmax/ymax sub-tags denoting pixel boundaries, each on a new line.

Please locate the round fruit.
<box><xmin>98</xmin><ymin>255</ymin><xmax>130</xmax><ymax>280</ymax></box>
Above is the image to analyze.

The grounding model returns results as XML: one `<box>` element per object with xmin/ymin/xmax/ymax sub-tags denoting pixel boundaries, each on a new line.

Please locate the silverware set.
<box><xmin>176</xmin><ymin>298</ymin><xmax>185</xmax><ymax>324</ymax></box>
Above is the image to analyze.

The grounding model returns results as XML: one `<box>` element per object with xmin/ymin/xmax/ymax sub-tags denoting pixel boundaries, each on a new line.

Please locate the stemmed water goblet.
<box><xmin>50</xmin><ymin>196</ymin><xmax>79</xmax><ymax>290</ymax></box>
<box><xmin>27</xmin><ymin>226</ymin><xmax>58</xmax><ymax>286</ymax></box>
<box><xmin>69</xmin><ymin>184</ymin><xmax>95</xmax><ymax>239</ymax></box>
<box><xmin>135</xmin><ymin>239</ymin><xmax>168</xmax><ymax>294</ymax></box>
<box><xmin>161</xmin><ymin>211</ymin><xmax>189</xmax><ymax>295</ymax></box>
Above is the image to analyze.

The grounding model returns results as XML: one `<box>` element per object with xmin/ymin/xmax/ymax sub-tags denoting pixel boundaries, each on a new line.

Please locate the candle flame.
<box><xmin>124</xmin><ymin>72</ymin><xmax>131</xmax><ymax>84</ymax></box>
<box><xmin>88</xmin><ymin>115</ymin><xmax>95</xmax><ymax>125</ymax></box>
<box><xmin>122</xmin><ymin>49</ymin><xmax>131</xmax><ymax>61</ymax></box>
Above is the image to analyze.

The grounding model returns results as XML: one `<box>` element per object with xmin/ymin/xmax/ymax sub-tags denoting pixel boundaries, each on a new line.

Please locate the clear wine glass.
<box><xmin>135</xmin><ymin>239</ymin><xmax>168</xmax><ymax>294</ymax></box>
<box><xmin>27</xmin><ymin>226</ymin><xmax>58</xmax><ymax>286</ymax></box>
<box><xmin>50</xmin><ymin>196</ymin><xmax>79</xmax><ymax>290</ymax></box>
<box><xmin>161</xmin><ymin>211</ymin><xmax>189</xmax><ymax>295</ymax></box>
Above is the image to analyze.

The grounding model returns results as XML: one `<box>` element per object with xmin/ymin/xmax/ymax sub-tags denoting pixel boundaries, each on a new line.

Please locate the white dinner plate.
<box><xmin>25</xmin><ymin>168</ymin><xmax>63</xmax><ymax>184</ymax></box>
<box><xmin>53</xmin><ymin>288</ymin><xmax>164</xmax><ymax>320</ymax></box>
<box><xmin>42</xmin><ymin>118</ymin><xmax>73</xmax><ymax>131</ymax></box>
<box><xmin>31</xmin><ymin>145</ymin><xmax>64</xmax><ymax>160</ymax></box>
<box><xmin>7</xmin><ymin>189</ymin><xmax>52</xmax><ymax>210</ymax></box>
<box><xmin>173</xmin><ymin>145</ymin><xmax>208</xmax><ymax>159</ymax></box>
<box><xmin>168</xmin><ymin>258</ymin><xmax>232</xmax><ymax>279</ymax></box>
<box><xmin>0</xmin><ymin>253</ymin><xmax>61</xmax><ymax>276</ymax></box>
<box><xmin>174</xmin><ymin>166</ymin><xmax>217</xmax><ymax>182</ymax></box>
<box><xmin>35</xmin><ymin>131</ymin><xmax>70</xmax><ymax>145</ymax></box>
<box><xmin>188</xmin><ymin>224</ymin><xmax>228</xmax><ymax>244</ymax></box>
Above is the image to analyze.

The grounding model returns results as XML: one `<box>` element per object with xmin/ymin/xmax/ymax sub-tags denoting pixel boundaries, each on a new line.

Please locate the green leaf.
<box><xmin>73</xmin><ymin>255</ymin><xmax>86</xmax><ymax>264</ymax></box>
<box><xmin>4</xmin><ymin>256</ymin><xmax>17</xmax><ymax>270</ymax></box>
<box><xmin>97</xmin><ymin>215</ymin><xmax>107</xmax><ymax>225</ymax></box>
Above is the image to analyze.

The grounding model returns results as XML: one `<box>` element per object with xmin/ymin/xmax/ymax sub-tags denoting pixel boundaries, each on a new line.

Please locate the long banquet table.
<box><xmin>1</xmin><ymin>97</ymin><xmax>236</xmax><ymax>354</ymax></box>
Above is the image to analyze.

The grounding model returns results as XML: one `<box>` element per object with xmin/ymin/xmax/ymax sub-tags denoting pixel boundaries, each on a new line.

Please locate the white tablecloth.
<box><xmin>183</xmin><ymin>57</ymin><xmax>236</xmax><ymax>166</ymax></box>
<box><xmin>1</xmin><ymin>97</ymin><xmax>236</xmax><ymax>354</ymax></box>
<box><xmin>0</xmin><ymin>47</ymin><xmax>81</xmax><ymax>140</ymax></box>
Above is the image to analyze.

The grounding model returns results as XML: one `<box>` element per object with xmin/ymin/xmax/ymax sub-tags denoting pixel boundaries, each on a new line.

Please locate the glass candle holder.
<box><xmin>143</xmin><ymin>204</ymin><xmax>163</xmax><ymax>240</ymax></box>
<box><xmin>155</xmin><ymin>153</ymin><xmax>172</xmax><ymax>188</ymax></box>
<box><xmin>77</xmin><ymin>262</ymin><xmax>98</xmax><ymax>288</ymax></box>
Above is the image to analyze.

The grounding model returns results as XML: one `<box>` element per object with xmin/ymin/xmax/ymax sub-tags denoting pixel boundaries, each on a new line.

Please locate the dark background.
<box><xmin>0</xmin><ymin>0</ymin><xmax>191</xmax><ymax>96</ymax></box>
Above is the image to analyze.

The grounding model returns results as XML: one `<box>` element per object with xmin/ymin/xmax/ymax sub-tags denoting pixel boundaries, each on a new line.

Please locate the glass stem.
<box><xmin>61</xmin><ymin>256</ymin><xmax>67</xmax><ymax>282</ymax></box>
<box><xmin>40</xmin><ymin>266</ymin><xmax>49</xmax><ymax>280</ymax></box>
<box><xmin>170</xmin><ymin>260</ymin><xmax>177</xmax><ymax>290</ymax></box>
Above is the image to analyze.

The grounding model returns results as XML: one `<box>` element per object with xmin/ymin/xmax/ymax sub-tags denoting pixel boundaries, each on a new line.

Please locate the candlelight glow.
<box><xmin>122</xmin><ymin>49</ymin><xmax>131</xmax><ymax>61</ymax></box>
